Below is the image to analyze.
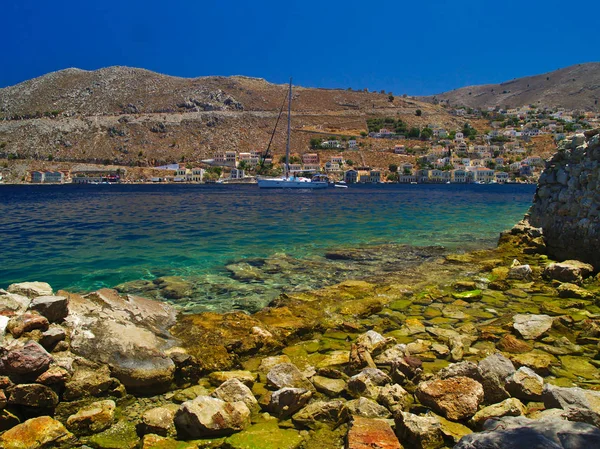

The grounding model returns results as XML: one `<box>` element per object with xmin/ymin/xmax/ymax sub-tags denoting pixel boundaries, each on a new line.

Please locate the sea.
<box><xmin>0</xmin><ymin>183</ymin><xmax>536</xmax><ymax>313</ymax></box>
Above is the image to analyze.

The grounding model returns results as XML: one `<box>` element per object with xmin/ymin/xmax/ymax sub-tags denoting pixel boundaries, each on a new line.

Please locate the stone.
<box><xmin>7</xmin><ymin>312</ymin><xmax>49</xmax><ymax>338</ymax></box>
<box><xmin>174</xmin><ymin>396</ymin><xmax>250</xmax><ymax>438</ymax></box>
<box><xmin>349</xmin><ymin>343</ymin><xmax>377</xmax><ymax>372</ymax></box>
<box><xmin>544</xmin><ymin>261</ymin><xmax>594</xmax><ymax>284</ymax></box>
<box><xmin>508</xmin><ymin>265</ymin><xmax>533</xmax><ymax>280</ymax></box>
<box><xmin>434</xmin><ymin>413</ymin><xmax>472</xmax><ymax>443</ymax></box>
<box><xmin>0</xmin><ymin>416</ymin><xmax>74</xmax><ymax>449</ymax></box>
<box><xmin>347</xmin><ymin>368</ymin><xmax>391</xmax><ymax>399</ymax></box>
<box><xmin>268</xmin><ymin>387</ymin><xmax>312</xmax><ymax>418</ymax></box>
<box><xmin>171</xmin><ymin>385</ymin><xmax>210</xmax><ymax>403</ymax></box>
<box><xmin>0</xmin><ymin>390</ymin><xmax>6</xmax><ymax>409</ymax></box>
<box><xmin>7</xmin><ymin>282</ymin><xmax>53</xmax><ymax>298</ymax></box>
<box><xmin>312</xmin><ymin>375</ymin><xmax>346</xmax><ymax>397</ymax></box>
<box><xmin>208</xmin><ymin>370</ymin><xmax>255</xmax><ymax>387</ymax></box>
<box><xmin>395</xmin><ymin>412</ymin><xmax>444</xmax><ymax>449</ymax></box>
<box><xmin>496</xmin><ymin>334</ymin><xmax>533</xmax><ymax>353</ymax></box>
<box><xmin>356</xmin><ymin>330</ymin><xmax>394</xmax><ymax>355</ymax></box>
<box><xmin>63</xmin><ymin>358</ymin><xmax>114</xmax><ymax>400</ymax></box>
<box><xmin>0</xmin><ymin>341</ymin><xmax>53</xmax><ymax>375</ymax></box>
<box><xmin>557</xmin><ymin>283</ymin><xmax>595</xmax><ymax>299</ymax></box>
<box><xmin>373</xmin><ymin>344</ymin><xmax>406</xmax><ymax>366</ymax></box>
<box><xmin>39</xmin><ymin>326</ymin><xmax>66</xmax><ymax>350</ymax></box>
<box><xmin>346</xmin><ymin>397</ymin><xmax>391</xmax><ymax>418</ymax></box>
<box><xmin>454</xmin><ymin>416</ymin><xmax>600</xmax><ymax>449</ymax></box>
<box><xmin>224</xmin><ymin>421</ymin><xmax>303</xmax><ymax>449</ymax></box>
<box><xmin>406</xmin><ymin>339</ymin><xmax>432</xmax><ymax>355</ymax></box>
<box><xmin>66</xmin><ymin>399</ymin><xmax>116</xmax><ymax>435</ymax></box>
<box><xmin>477</xmin><ymin>353</ymin><xmax>515</xmax><ymax>404</ymax></box>
<box><xmin>257</xmin><ymin>355</ymin><xmax>292</xmax><ymax>373</ymax></box>
<box><xmin>141</xmin><ymin>434</ymin><xmax>197</xmax><ymax>449</ymax></box>
<box><xmin>211</xmin><ymin>378</ymin><xmax>259</xmax><ymax>412</ymax></box>
<box><xmin>470</xmin><ymin>398</ymin><xmax>527</xmax><ymax>428</ymax></box>
<box><xmin>140</xmin><ymin>405</ymin><xmax>177</xmax><ymax>437</ymax></box>
<box><xmin>437</xmin><ymin>361</ymin><xmax>479</xmax><ymax>380</ymax></box>
<box><xmin>7</xmin><ymin>383</ymin><xmax>59</xmax><ymax>408</ymax></box>
<box><xmin>292</xmin><ymin>400</ymin><xmax>348</xmax><ymax>428</ymax></box>
<box><xmin>0</xmin><ymin>291</ymin><xmax>30</xmax><ymax>315</ymax></box>
<box><xmin>266</xmin><ymin>363</ymin><xmax>314</xmax><ymax>391</ymax></box>
<box><xmin>87</xmin><ymin>419</ymin><xmax>139</xmax><ymax>449</ymax></box>
<box><xmin>416</xmin><ymin>377</ymin><xmax>484</xmax><ymax>421</ymax></box>
<box><xmin>542</xmin><ymin>383</ymin><xmax>600</xmax><ymax>414</ymax></box>
<box><xmin>347</xmin><ymin>416</ymin><xmax>402</xmax><ymax>449</ymax></box>
<box><xmin>65</xmin><ymin>289</ymin><xmax>178</xmax><ymax>394</ymax></box>
<box><xmin>28</xmin><ymin>295</ymin><xmax>68</xmax><ymax>322</ymax></box>
<box><xmin>36</xmin><ymin>365</ymin><xmax>70</xmax><ymax>386</ymax></box>
<box><xmin>506</xmin><ymin>366</ymin><xmax>544</xmax><ymax>401</ymax></box>
<box><xmin>509</xmin><ymin>350</ymin><xmax>557</xmax><ymax>374</ymax></box>
<box><xmin>377</xmin><ymin>384</ymin><xmax>411</xmax><ymax>412</ymax></box>
<box><xmin>513</xmin><ymin>314</ymin><xmax>554</xmax><ymax>340</ymax></box>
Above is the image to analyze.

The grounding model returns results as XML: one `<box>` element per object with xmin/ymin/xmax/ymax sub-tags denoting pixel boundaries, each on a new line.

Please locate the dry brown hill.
<box><xmin>0</xmin><ymin>66</ymin><xmax>466</xmax><ymax>170</ymax></box>
<box><xmin>420</xmin><ymin>62</ymin><xmax>600</xmax><ymax>111</ymax></box>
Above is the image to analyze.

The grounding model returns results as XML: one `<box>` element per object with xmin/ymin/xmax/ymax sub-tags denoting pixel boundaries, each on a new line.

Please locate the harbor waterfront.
<box><xmin>0</xmin><ymin>183</ymin><xmax>535</xmax><ymax>313</ymax></box>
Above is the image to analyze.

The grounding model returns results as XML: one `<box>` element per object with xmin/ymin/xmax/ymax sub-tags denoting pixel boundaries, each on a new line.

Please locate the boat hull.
<box><xmin>257</xmin><ymin>178</ymin><xmax>328</xmax><ymax>189</ymax></box>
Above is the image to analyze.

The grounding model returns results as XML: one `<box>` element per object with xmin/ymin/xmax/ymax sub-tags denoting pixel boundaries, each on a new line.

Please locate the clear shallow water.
<box><xmin>0</xmin><ymin>183</ymin><xmax>536</xmax><ymax>311</ymax></box>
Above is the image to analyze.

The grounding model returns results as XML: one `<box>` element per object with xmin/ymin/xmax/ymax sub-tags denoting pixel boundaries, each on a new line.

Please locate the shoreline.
<box><xmin>2</xmin><ymin>222</ymin><xmax>600</xmax><ymax>448</ymax></box>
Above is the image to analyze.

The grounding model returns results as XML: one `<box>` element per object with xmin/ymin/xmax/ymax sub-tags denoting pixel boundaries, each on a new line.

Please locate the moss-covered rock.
<box><xmin>223</xmin><ymin>421</ymin><xmax>303</xmax><ymax>449</ymax></box>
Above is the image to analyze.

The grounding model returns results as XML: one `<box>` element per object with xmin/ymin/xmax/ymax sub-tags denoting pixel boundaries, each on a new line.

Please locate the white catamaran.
<box><xmin>257</xmin><ymin>79</ymin><xmax>328</xmax><ymax>189</ymax></box>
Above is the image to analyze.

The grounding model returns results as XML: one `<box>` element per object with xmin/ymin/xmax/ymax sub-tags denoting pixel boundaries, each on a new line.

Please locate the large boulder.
<box><xmin>6</xmin><ymin>312</ymin><xmax>49</xmax><ymax>338</ymax></box>
<box><xmin>454</xmin><ymin>415</ymin><xmax>600</xmax><ymax>449</ymax></box>
<box><xmin>0</xmin><ymin>416</ymin><xmax>74</xmax><ymax>449</ymax></box>
<box><xmin>64</xmin><ymin>289</ymin><xmax>178</xmax><ymax>394</ymax></box>
<box><xmin>416</xmin><ymin>377</ymin><xmax>484</xmax><ymax>421</ymax></box>
<box><xmin>174</xmin><ymin>396</ymin><xmax>250</xmax><ymax>438</ymax></box>
<box><xmin>506</xmin><ymin>367</ymin><xmax>544</xmax><ymax>401</ymax></box>
<box><xmin>542</xmin><ymin>384</ymin><xmax>600</xmax><ymax>414</ymax></box>
<box><xmin>543</xmin><ymin>261</ymin><xmax>594</xmax><ymax>284</ymax></box>
<box><xmin>0</xmin><ymin>291</ymin><xmax>31</xmax><ymax>316</ymax></box>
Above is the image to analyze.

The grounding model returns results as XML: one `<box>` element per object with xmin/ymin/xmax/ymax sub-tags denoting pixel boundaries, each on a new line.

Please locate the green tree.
<box><xmin>310</xmin><ymin>138</ymin><xmax>322</xmax><ymax>149</ymax></box>
<box><xmin>388</xmin><ymin>94</ymin><xmax>395</xmax><ymax>102</ymax></box>
<box><xmin>408</xmin><ymin>127</ymin><xmax>421</xmax><ymax>138</ymax></box>
<box><xmin>415</xmin><ymin>109</ymin><xmax>422</xmax><ymax>116</ymax></box>
<box><xmin>360</xmin><ymin>131</ymin><xmax>368</xmax><ymax>137</ymax></box>
<box><xmin>420</xmin><ymin>127</ymin><xmax>433</xmax><ymax>140</ymax></box>
<box><xmin>346</xmin><ymin>159</ymin><xmax>354</xmax><ymax>166</ymax></box>
<box><xmin>386</xmin><ymin>173</ymin><xmax>399</xmax><ymax>182</ymax></box>
<box><xmin>389</xmin><ymin>164</ymin><xmax>398</xmax><ymax>173</ymax></box>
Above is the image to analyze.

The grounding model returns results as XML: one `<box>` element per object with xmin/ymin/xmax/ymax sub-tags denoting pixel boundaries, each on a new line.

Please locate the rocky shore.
<box><xmin>1</xmin><ymin>132</ymin><xmax>600</xmax><ymax>449</ymax></box>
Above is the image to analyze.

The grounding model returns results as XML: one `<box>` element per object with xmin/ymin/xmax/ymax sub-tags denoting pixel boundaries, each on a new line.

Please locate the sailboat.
<box><xmin>257</xmin><ymin>79</ymin><xmax>328</xmax><ymax>189</ymax></box>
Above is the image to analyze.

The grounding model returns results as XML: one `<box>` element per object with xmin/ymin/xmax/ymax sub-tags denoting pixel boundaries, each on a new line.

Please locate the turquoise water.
<box><xmin>0</xmin><ymin>183</ymin><xmax>536</xmax><ymax>312</ymax></box>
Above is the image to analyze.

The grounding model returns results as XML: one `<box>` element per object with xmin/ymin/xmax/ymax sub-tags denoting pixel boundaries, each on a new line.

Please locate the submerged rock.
<box><xmin>66</xmin><ymin>399</ymin><xmax>115</xmax><ymax>435</ymax></box>
<box><xmin>395</xmin><ymin>411</ymin><xmax>444</xmax><ymax>449</ymax></box>
<box><xmin>266</xmin><ymin>363</ymin><xmax>315</xmax><ymax>391</ymax></box>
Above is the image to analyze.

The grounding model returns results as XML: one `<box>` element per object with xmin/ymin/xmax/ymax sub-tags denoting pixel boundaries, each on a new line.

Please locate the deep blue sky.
<box><xmin>3</xmin><ymin>0</ymin><xmax>599</xmax><ymax>95</ymax></box>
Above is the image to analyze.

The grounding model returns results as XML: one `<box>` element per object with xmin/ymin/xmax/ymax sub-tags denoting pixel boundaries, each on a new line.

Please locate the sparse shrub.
<box><xmin>415</xmin><ymin>109</ymin><xmax>422</xmax><ymax>116</ymax></box>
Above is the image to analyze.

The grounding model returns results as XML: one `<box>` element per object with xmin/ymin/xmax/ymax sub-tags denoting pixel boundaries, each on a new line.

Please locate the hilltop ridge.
<box><xmin>420</xmin><ymin>62</ymin><xmax>600</xmax><ymax>111</ymax></box>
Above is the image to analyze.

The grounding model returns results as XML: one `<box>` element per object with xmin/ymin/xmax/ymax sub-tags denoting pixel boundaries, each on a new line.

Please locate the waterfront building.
<box><xmin>30</xmin><ymin>171</ymin><xmax>44</xmax><ymax>183</ymax></box>
<box><xmin>302</xmin><ymin>153</ymin><xmax>319</xmax><ymax>165</ymax></box>
<box><xmin>43</xmin><ymin>171</ymin><xmax>64</xmax><ymax>183</ymax></box>
<box><xmin>344</xmin><ymin>169</ymin><xmax>358</xmax><ymax>184</ymax></box>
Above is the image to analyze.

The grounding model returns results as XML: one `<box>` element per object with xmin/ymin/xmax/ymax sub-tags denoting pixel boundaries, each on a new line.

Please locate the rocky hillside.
<box><xmin>421</xmin><ymin>63</ymin><xmax>600</xmax><ymax>111</ymax></box>
<box><xmin>0</xmin><ymin>67</ymin><xmax>464</xmax><ymax>168</ymax></box>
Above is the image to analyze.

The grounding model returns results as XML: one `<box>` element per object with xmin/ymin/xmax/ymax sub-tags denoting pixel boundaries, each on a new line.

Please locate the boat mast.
<box><xmin>285</xmin><ymin>78</ymin><xmax>292</xmax><ymax>179</ymax></box>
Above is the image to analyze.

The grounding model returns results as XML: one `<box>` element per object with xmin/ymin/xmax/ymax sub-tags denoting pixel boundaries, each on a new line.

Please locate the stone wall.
<box><xmin>528</xmin><ymin>129</ymin><xmax>600</xmax><ymax>269</ymax></box>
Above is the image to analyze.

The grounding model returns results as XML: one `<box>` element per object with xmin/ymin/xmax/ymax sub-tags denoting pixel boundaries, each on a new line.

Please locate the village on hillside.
<box><xmin>16</xmin><ymin>105</ymin><xmax>600</xmax><ymax>185</ymax></box>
